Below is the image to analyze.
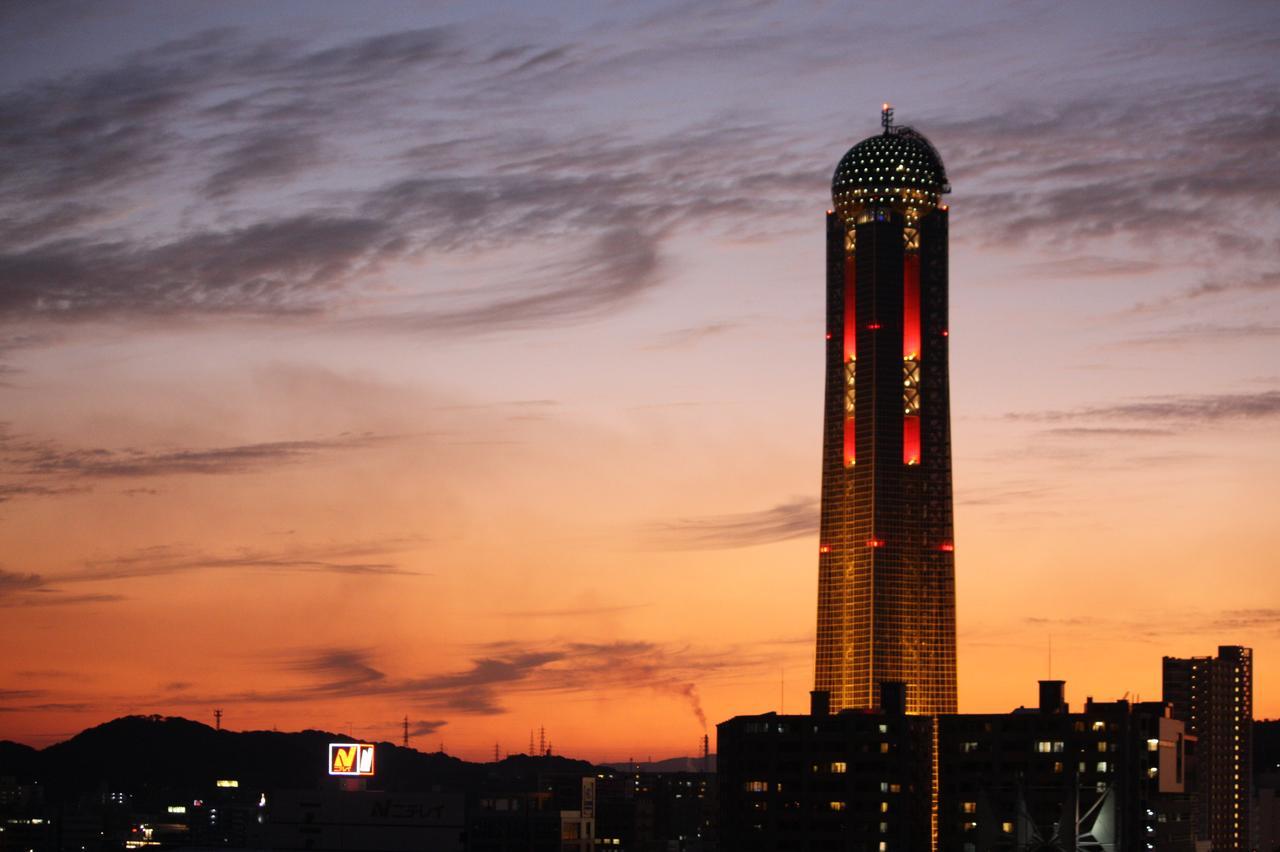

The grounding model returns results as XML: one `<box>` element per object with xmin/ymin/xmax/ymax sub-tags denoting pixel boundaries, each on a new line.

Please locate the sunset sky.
<box><xmin>2</xmin><ymin>0</ymin><xmax>1278</xmax><ymax>761</ymax></box>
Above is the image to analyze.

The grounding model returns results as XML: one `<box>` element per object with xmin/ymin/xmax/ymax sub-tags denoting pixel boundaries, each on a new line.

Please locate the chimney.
<box><xmin>810</xmin><ymin>690</ymin><xmax>830</xmax><ymax>717</ymax></box>
<box><xmin>880</xmin><ymin>681</ymin><xmax>907</xmax><ymax>715</ymax></box>
<box><xmin>1039</xmin><ymin>680</ymin><xmax>1067</xmax><ymax>714</ymax></box>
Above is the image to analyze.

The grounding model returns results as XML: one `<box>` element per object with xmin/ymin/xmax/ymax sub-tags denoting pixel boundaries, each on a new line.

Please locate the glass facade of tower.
<box><xmin>814</xmin><ymin>112</ymin><xmax>958</xmax><ymax>715</ymax></box>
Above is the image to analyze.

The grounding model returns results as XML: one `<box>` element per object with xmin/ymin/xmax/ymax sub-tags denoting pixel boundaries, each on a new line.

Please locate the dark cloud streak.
<box><xmin>642</xmin><ymin>497</ymin><xmax>818</xmax><ymax>550</ymax></box>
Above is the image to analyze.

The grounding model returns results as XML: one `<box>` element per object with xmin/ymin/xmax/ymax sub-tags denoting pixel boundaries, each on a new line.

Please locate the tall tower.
<box><xmin>1163</xmin><ymin>645</ymin><xmax>1254</xmax><ymax>852</ymax></box>
<box><xmin>814</xmin><ymin>105</ymin><xmax>958</xmax><ymax>715</ymax></box>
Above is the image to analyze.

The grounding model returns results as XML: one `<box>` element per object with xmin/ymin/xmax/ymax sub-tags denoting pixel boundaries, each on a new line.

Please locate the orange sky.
<box><xmin>2</xmin><ymin>1</ymin><xmax>1278</xmax><ymax>761</ymax></box>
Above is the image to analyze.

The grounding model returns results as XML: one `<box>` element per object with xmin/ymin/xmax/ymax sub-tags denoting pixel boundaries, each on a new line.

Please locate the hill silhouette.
<box><xmin>1</xmin><ymin>715</ymin><xmax>597</xmax><ymax>803</ymax></box>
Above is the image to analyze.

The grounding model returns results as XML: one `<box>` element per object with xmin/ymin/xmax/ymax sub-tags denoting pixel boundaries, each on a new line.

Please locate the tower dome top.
<box><xmin>831</xmin><ymin>105</ymin><xmax>950</xmax><ymax>227</ymax></box>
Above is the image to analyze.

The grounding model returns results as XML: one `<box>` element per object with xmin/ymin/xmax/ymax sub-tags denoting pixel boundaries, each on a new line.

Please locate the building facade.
<box><xmin>815</xmin><ymin>106</ymin><xmax>957</xmax><ymax>715</ymax></box>
<box><xmin>938</xmin><ymin>682</ymin><xmax>1196</xmax><ymax>852</ymax></box>
<box><xmin>718</xmin><ymin>681</ymin><xmax>1196</xmax><ymax>852</ymax></box>
<box><xmin>1163</xmin><ymin>645</ymin><xmax>1254</xmax><ymax>852</ymax></box>
<box><xmin>718</xmin><ymin>688</ymin><xmax>933</xmax><ymax>852</ymax></box>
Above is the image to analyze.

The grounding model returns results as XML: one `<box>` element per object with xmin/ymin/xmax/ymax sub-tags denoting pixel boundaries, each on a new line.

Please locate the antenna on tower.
<box><xmin>539</xmin><ymin>725</ymin><xmax>546</xmax><ymax>756</ymax></box>
<box><xmin>529</xmin><ymin>729</ymin><xmax>535</xmax><ymax>756</ymax></box>
<box><xmin>402</xmin><ymin>716</ymin><xmax>409</xmax><ymax>748</ymax></box>
<box><xmin>214</xmin><ymin>709</ymin><xmax>222</xmax><ymax>731</ymax></box>
<box><xmin>493</xmin><ymin>742</ymin><xmax>500</xmax><ymax>763</ymax></box>
<box><xmin>881</xmin><ymin>102</ymin><xmax>895</xmax><ymax>132</ymax></box>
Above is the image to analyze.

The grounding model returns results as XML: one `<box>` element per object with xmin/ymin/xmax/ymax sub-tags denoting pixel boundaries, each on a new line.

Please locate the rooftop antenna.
<box><xmin>214</xmin><ymin>709</ymin><xmax>222</xmax><ymax>731</ymax></box>
<box><xmin>493</xmin><ymin>742</ymin><xmax>500</xmax><ymax>762</ymax></box>
<box><xmin>881</xmin><ymin>102</ymin><xmax>895</xmax><ymax>133</ymax></box>
<box><xmin>539</xmin><ymin>725</ymin><xmax>546</xmax><ymax>756</ymax></box>
<box><xmin>402</xmin><ymin>716</ymin><xmax>409</xmax><ymax>749</ymax></box>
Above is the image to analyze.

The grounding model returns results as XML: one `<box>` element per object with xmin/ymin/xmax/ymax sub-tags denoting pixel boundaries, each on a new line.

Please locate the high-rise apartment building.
<box><xmin>1163</xmin><ymin>645</ymin><xmax>1254</xmax><ymax>852</ymax></box>
<box><xmin>815</xmin><ymin>106</ymin><xmax>957</xmax><ymax>714</ymax></box>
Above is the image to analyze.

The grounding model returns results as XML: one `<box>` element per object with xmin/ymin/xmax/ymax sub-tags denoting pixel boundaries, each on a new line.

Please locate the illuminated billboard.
<box><xmin>328</xmin><ymin>742</ymin><xmax>375</xmax><ymax>776</ymax></box>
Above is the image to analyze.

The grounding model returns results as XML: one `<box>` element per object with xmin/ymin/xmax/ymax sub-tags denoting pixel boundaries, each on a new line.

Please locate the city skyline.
<box><xmin>2</xmin><ymin>1</ymin><xmax>1279</xmax><ymax>760</ymax></box>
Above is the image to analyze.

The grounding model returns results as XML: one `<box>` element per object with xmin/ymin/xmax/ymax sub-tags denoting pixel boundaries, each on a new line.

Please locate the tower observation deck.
<box><xmin>814</xmin><ymin>105</ymin><xmax>958</xmax><ymax>715</ymax></box>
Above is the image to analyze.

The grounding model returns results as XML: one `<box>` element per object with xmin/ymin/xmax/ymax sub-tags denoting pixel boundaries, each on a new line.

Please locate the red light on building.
<box><xmin>903</xmin><ymin>253</ymin><xmax>921</xmax><ymax>358</ymax></box>
<box><xmin>843</xmin><ymin>256</ymin><xmax>857</xmax><ymax>362</ymax></box>
<box><xmin>903</xmin><ymin>416</ymin><xmax>921</xmax><ymax>465</ymax></box>
<box><xmin>941</xmin><ymin>330</ymin><xmax>949</xmax><ymax>337</ymax></box>
<box><xmin>867</xmin><ymin>322</ymin><xmax>881</xmax><ymax>330</ymax></box>
<box><xmin>867</xmin><ymin>538</ymin><xmax>885</xmax><ymax>548</ymax></box>
<box><xmin>940</xmin><ymin>542</ymin><xmax>954</xmax><ymax>552</ymax></box>
<box><xmin>819</xmin><ymin>545</ymin><xmax>831</xmax><ymax>553</ymax></box>
<box><xmin>825</xmin><ymin>332</ymin><xmax>832</xmax><ymax>340</ymax></box>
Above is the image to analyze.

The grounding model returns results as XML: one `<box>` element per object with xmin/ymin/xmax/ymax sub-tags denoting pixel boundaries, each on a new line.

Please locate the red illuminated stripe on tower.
<box><xmin>903</xmin><ymin>254</ymin><xmax>921</xmax><ymax>359</ymax></box>
<box><xmin>903</xmin><ymin>415</ymin><xmax>920</xmax><ymax>465</ymax></box>
<box><xmin>843</xmin><ymin>254</ymin><xmax>856</xmax><ymax>467</ymax></box>
<box><xmin>903</xmin><ymin>251</ymin><xmax>921</xmax><ymax>465</ymax></box>
<box><xmin>843</xmin><ymin>255</ymin><xmax>857</xmax><ymax>362</ymax></box>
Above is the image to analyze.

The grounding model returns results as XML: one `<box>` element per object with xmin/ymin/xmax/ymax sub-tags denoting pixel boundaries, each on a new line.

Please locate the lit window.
<box><xmin>830</xmin><ymin>801</ymin><xmax>846</xmax><ymax>811</ymax></box>
<box><xmin>1001</xmin><ymin>822</ymin><xmax>1014</xmax><ymax>834</ymax></box>
<box><xmin>746</xmin><ymin>781</ymin><xmax>768</xmax><ymax>792</ymax></box>
<box><xmin>831</xmin><ymin>762</ymin><xmax>847</xmax><ymax>774</ymax></box>
<box><xmin>962</xmin><ymin>801</ymin><xmax>976</xmax><ymax>814</ymax></box>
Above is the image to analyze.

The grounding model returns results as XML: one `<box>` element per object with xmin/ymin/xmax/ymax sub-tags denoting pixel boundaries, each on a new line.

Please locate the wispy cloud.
<box><xmin>1021</xmin><ymin>609</ymin><xmax>1280</xmax><ymax>641</ymax></box>
<box><xmin>641</xmin><ymin>497</ymin><xmax>819</xmax><ymax>550</ymax></box>
<box><xmin>1034</xmin><ymin>427</ymin><xmax>1176</xmax><ymax>438</ymax></box>
<box><xmin>0</xmin><ymin>538</ymin><xmax>421</xmax><ymax>607</ymax></box>
<box><xmin>642</xmin><ymin>321</ymin><xmax>741</xmax><ymax>351</ymax></box>
<box><xmin>155</xmin><ymin>639</ymin><xmax>742</xmax><ymax>731</ymax></box>
<box><xmin>0</xmin><ymin>23</ymin><xmax>820</xmax><ymax>335</ymax></box>
<box><xmin>1114</xmin><ymin>323</ymin><xmax>1280</xmax><ymax>348</ymax></box>
<box><xmin>16</xmin><ymin>434</ymin><xmax>388</xmax><ymax>478</ymax></box>
<box><xmin>1010</xmin><ymin>390</ymin><xmax>1280</xmax><ymax>424</ymax></box>
<box><xmin>493</xmin><ymin>604</ymin><xmax>649</xmax><ymax>620</ymax></box>
<box><xmin>0</xmin><ymin>427</ymin><xmax>395</xmax><ymax>508</ymax></box>
<box><xmin>68</xmin><ymin>540</ymin><xmax>423</xmax><ymax>583</ymax></box>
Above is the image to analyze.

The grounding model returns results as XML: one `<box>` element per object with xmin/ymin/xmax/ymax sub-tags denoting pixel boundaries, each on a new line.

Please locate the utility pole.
<box><xmin>214</xmin><ymin>709</ymin><xmax>222</xmax><ymax>731</ymax></box>
<box><xmin>402</xmin><ymin>716</ymin><xmax>409</xmax><ymax>748</ymax></box>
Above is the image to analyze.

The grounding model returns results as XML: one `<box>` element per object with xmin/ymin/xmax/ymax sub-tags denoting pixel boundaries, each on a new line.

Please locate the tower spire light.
<box><xmin>881</xmin><ymin>102</ymin><xmax>894</xmax><ymax>132</ymax></box>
